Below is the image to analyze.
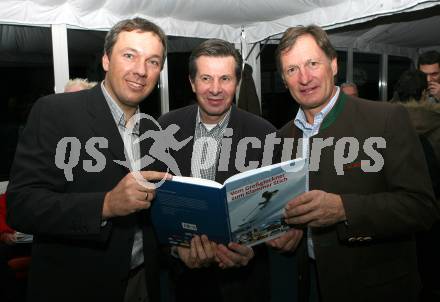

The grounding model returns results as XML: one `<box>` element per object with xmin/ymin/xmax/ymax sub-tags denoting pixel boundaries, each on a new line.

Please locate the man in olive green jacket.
<box><xmin>276</xmin><ymin>25</ymin><xmax>439</xmax><ymax>302</ymax></box>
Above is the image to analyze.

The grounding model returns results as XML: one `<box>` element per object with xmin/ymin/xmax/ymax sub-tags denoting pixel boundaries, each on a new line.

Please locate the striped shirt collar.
<box><xmin>195</xmin><ymin>106</ymin><xmax>231</xmax><ymax>132</ymax></box>
<box><xmin>294</xmin><ymin>86</ymin><xmax>340</xmax><ymax>136</ymax></box>
<box><xmin>101</xmin><ymin>81</ymin><xmax>140</xmax><ymax>135</ymax></box>
<box><xmin>191</xmin><ymin>106</ymin><xmax>231</xmax><ymax>180</ymax></box>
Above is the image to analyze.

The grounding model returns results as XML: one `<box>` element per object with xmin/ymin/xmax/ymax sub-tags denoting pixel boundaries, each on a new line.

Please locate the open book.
<box><xmin>151</xmin><ymin>158</ymin><xmax>308</xmax><ymax>247</ymax></box>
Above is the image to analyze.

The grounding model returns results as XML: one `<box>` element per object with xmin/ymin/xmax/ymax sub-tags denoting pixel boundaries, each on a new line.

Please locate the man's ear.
<box><xmin>280</xmin><ymin>74</ymin><xmax>287</xmax><ymax>89</ymax></box>
<box><xmin>102</xmin><ymin>53</ymin><xmax>110</xmax><ymax>72</ymax></box>
<box><xmin>331</xmin><ymin>57</ymin><xmax>338</xmax><ymax>77</ymax></box>
<box><xmin>189</xmin><ymin>75</ymin><xmax>196</xmax><ymax>93</ymax></box>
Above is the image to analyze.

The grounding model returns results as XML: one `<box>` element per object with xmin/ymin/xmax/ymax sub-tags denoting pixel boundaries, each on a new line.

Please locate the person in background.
<box><xmin>418</xmin><ymin>50</ymin><xmax>440</xmax><ymax>103</ymax></box>
<box><xmin>157</xmin><ymin>38</ymin><xmax>298</xmax><ymax>302</ymax></box>
<box><xmin>6</xmin><ymin>18</ymin><xmax>169</xmax><ymax>302</ymax></box>
<box><xmin>64</xmin><ymin>78</ymin><xmax>97</xmax><ymax>92</ymax></box>
<box><xmin>0</xmin><ymin>183</ymin><xmax>32</xmax><ymax>302</ymax></box>
<box><xmin>340</xmin><ymin>82</ymin><xmax>358</xmax><ymax>97</ymax></box>
<box><xmin>391</xmin><ymin>68</ymin><xmax>440</xmax><ymax>302</ymax></box>
<box><xmin>276</xmin><ymin>25</ymin><xmax>438</xmax><ymax>302</ymax></box>
<box><xmin>391</xmin><ymin>69</ymin><xmax>440</xmax><ymax>161</ymax></box>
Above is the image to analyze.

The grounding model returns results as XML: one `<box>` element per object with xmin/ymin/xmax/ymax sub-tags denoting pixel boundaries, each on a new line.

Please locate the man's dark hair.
<box><xmin>104</xmin><ymin>17</ymin><xmax>167</xmax><ymax>69</ymax></box>
<box><xmin>188</xmin><ymin>39</ymin><xmax>243</xmax><ymax>83</ymax></box>
<box><xmin>393</xmin><ymin>69</ymin><xmax>427</xmax><ymax>102</ymax></box>
<box><xmin>275</xmin><ymin>25</ymin><xmax>337</xmax><ymax>75</ymax></box>
<box><xmin>417</xmin><ymin>50</ymin><xmax>440</xmax><ymax>68</ymax></box>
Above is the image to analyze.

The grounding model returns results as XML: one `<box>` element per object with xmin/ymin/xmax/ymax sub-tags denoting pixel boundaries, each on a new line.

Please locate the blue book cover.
<box><xmin>151</xmin><ymin>158</ymin><xmax>308</xmax><ymax>247</ymax></box>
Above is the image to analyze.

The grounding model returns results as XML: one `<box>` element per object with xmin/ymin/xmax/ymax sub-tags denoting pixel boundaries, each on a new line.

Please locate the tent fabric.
<box><xmin>329</xmin><ymin>12</ymin><xmax>440</xmax><ymax>59</ymax></box>
<box><xmin>0</xmin><ymin>0</ymin><xmax>439</xmax><ymax>78</ymax></box>
<box><xmin>0</xmin><ymin>0</ymin><xmax>437</xmax><ymax>43</ymax></box>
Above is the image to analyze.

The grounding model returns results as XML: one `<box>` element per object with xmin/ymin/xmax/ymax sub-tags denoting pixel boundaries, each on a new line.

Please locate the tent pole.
<box><xmin>51</xmin><ymin>24</ymin><xmax>70</xmax><ymax>94</ymax></box>
<box><xmin>246</xmin><ymin>43</ymin><xmax>262</xmax><ymax>105</ymax></box>
<box><xmin>159</xmin><ymin>57</ymin><xmax>169</xmax><ymax>114</ymax></box>
<box><xmin>238</xmin><ymin>28</ymin><xmax>262</xmax><ymax>106</ymax></box>
<box><xmin>380</xmin><ymin>54</ymin><xmax>388</xmax><ymax>101</ymax></box>
<box><xmin>346</xmin><ymin>47</ymin><xmax>353</xmax><ymax>83</ymax></box>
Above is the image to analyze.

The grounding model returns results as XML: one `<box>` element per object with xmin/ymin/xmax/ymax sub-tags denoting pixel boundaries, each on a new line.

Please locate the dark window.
<box><xmin>0</xmin><ymin>24</ymin><xmax>54</xmax><ymax>180</ymax></box>
<box><xmin>67</xmin><ymin>28</ymin><xmax>105</xmax><ymax>82</ymax></box>
<box><xmin>167</xmin><ymin>52</ymin><xmax>194</xmax><ymax>110</ymax></box>
<box><xmin>260</xmin><ymin>44</ymin><xmax>298</xmax><ymax>129</ymax></box>
<box><xmin>353</xmin><ymin>52</ymin><xmax>381</xmax><ymax>100</ymax></box>
<box><xmin>388</xmin><ymin>55</ymin><xmax>413</xmax><ymax>100</ymax></box>
<box><xmin>336</xmin><ymin>50</ymin><xmax>347</xmax><ymax>85</ymax></box>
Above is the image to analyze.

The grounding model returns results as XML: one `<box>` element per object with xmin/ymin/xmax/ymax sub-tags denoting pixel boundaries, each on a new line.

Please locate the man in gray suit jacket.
<box><xmin>157</xmin><ymin>39</ymin><xmax>296</xmax><ymax>302</ymax></box>
<box><xmin>7</xmin><ymin>18</ymin><xmax>169</xmax><ymax>302</ymax></box>
<box><xmin>276</xmin><ymin>25</ymin><xmax>439</xmax><ymax>302</ymax></box>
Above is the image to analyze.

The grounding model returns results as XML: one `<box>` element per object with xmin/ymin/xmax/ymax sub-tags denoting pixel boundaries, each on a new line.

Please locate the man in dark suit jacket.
<box><xmin>6</xmin><ymin>18</ymin><xmax>169</xmax><ymax>302</ymax></box>
<box><xmin>275</xmin><ymin>25</ymin><xmax>439</xmax><ymax>302</ymax></box>
<box><xmin>157</xmin><ymin>39</ymin><xmax>286</xmax><ymax>302</ymax></box>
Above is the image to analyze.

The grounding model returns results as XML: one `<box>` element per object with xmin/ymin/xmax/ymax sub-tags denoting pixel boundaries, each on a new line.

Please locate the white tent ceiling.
<box><xmin>328</xmin><ymin>5</ymin><xmax>440</xmax><ymax>58</ymax></box>
<box><xmin>0</xmin><ymin>0</ymin><xmax>438</xmax><ymax>102</ymax></box>
<box><xmin>0</xmin><ymin>0</ymin><xmax>438</xmax><ymax>43</ymax></box>
<box><xmin>0</xmin><ymin>0</ymin><xmax>439</xmax><ymax>68</ymax></box>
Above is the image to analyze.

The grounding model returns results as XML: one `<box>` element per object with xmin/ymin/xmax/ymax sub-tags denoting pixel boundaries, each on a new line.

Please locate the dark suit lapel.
<box><xmin>175</xmin><ymin>105</ymin><xmax>198</xmax><ymax>177</ymax></box>
<box><xmin>216</xmin><ymin>105</ymin><xmax>240</xmax><ymax>183</ymax></box>
<box><xmin>223</xmin><ymin>105</ymin><xmax>243</xmax><ymax>165</ymax></box>
<box><xmin>139</xmin><ymin>113</ymin><xmax>163</xmax><ymax>171</ymax></box>
<box><xmin>85</xmin><ymin>85</ymin><xmax>126</xmax><ymax>163</ymax></box>
<box><xmin>226</xmin><ymin>105</ymin><xmax>242</xmax><ymax>145</ymax></box>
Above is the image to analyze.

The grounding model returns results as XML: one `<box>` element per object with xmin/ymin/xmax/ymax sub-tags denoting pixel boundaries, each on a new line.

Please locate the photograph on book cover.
<box><xmin>226</xmin><ymin>158</ymin><xmax>307</xmax><ymax>246</ymax></box>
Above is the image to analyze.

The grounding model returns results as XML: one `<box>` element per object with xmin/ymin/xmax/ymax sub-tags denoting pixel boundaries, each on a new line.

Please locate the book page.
<box><xmin>171</xmin><ymin>175</ymin><xmax>223</xmax><ymax>189</ymax></box>
<box><xmin>224</xmin><ymin>159</ymin><xmax>300</xmax><ymax>184</ymax></box>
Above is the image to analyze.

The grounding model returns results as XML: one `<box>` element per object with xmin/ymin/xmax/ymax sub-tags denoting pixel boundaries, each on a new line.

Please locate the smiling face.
<box><xmin>102</xmin><ymin>30</ymin><xmax>164</xmax><ymax>117</ymax></box>
<box><xmin>280</xmin><ymin>34</ymin><xmax>337</xmax><ymax>123</ymax></box>
<box><xmin>190</xmin><ymin>55</ymin><xmax>238</xmax><ymax>124</ymax></box>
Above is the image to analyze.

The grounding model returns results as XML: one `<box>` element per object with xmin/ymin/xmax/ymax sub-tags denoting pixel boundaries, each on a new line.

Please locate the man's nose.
<box><xmin>298</xmin><ymin>68</ymin><xmax>312</xmax><ymax>84</ymax></box>
<box><xmin>133</xmin><ymin>60</ymin><xmax>147</xmax><ymax>77</ymax></box>
<box><xmin>209</xmin><ymin>79</ymin><xmax>222</xmax><ymax>94</ymax></box>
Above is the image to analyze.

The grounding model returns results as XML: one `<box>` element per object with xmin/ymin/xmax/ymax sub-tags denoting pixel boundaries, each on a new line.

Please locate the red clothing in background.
<box><xmin>0</xmin><ymin>194</ymin><xmax>14</xmax><ymax>234</ymax></box>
